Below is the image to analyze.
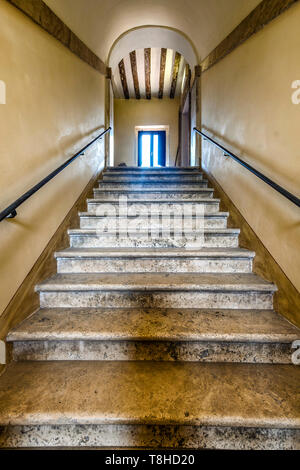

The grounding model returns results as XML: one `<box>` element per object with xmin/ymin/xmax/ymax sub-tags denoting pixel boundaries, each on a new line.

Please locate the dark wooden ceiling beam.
<box><xmin>158</xmin><ymin>48</ymin><xmax>167</xmax><ymax>99</ymax></box>
<box><xmin>118</xmin><ymin>59</ymin><xmax>129</xmax><ymax>99</ymax></box>
<box><xmin>144</xmin><ymin>48</ymin><xmax>151</xmax><ymax>100</ymax></box>
<box><xmin>170</xmin><ymin>52</ymin><xmax>181</xmax><ymax>99</ymax></box>
<box><xmin>129</xmin><ymin>50</ymin><xmax>140</xmax><ymax>100</ymax></box>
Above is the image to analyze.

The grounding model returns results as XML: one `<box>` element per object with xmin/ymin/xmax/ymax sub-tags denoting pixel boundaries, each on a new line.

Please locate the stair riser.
<box><xmin>57</xmin><ymin>257</ymin><xmax>252</xmax><ymax>274</ymax></box>
<box><xmin>94</xmin><ymin>190</ymin><xmax>214</xmax><ymax>200</ymax></box>
<box><xmin>105</xmin><ymin>170</ymin><xmax>202</xmax><ymax>174</ymax></box>
<box><xmin>103</xmin><ymin>173</ymin><xmax>203</xmax><ymax>178</ymax></box>
<box><xmin>107</xmin><ymin>166</ymin><xmax>200</xmax><ymax>171</ymax></box>
<box><xmin>87</xmin><ymin>201</ymin><xmax>220</xmax><ymax>214</ymax></box>
<box><xmin>69</xmin><ymin>234</ymin><xmax>239</xmax><ymax>249</ymax></box>
<box><xmin>12</xmin><ymin>340</ymin><xmax>293</xmax><ymax>364</ymax></box>
<box><xmin>39</xmin><ymin>291</ymin><xmax>274</xmax><ymax>310</ymax></box>
<box><xmin>99</xmin><ymin>183</ymin><xmax>207</xmax><ymax>190</ymax></box>
<box><xmin>0</xmin><ymin>424</ymin><xmax>298</xmax><ymax>449</ymax></box>
<box><xmin>94</xmin><ymin>192</ymin><xmax>213</xmax><ymax>201</ymax></box>
<box><xmin>80</xmin><ymin>217</ymin><xmax>228</xmax><ymax>229</ymax></box>
<box><xmin>102</xmin><ymin>176</ymin><xmax>204</xmax><ymax>182</ymax></box>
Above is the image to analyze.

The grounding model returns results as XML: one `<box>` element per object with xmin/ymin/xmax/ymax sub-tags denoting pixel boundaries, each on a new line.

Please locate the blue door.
<box><xmin>138</xmin><ymin>131</ymin><xmax>166</xmax><ymax>167</ymax></box>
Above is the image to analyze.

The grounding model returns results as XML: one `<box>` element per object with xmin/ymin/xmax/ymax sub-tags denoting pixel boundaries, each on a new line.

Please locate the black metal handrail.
<box><xmin>194</xmin><ymin>128</ymin><xmax>300</xmax><ymax>208</ymax></box>
<box><xmin>0</xmin><ymin>127</ymin><xmax>111</xmax><ymax>222</ymax></box>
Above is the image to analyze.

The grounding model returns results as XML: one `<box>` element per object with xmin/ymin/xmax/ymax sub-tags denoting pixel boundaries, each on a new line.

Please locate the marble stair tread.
<box><xmin>55</xmin><ymin>247</ymin><xmax>254</xmax><ymax>259</ymax></box>
<box><xmin>101</xmin><ymin>173</ymin><xmax>204</xmax><ymax>178</ymax></box>
<box><xmin>95</xmin><ymin>187</ymin><xmax>211</xmax><ymax>193</ymax></box>
<box><xmin>103</xmin><ymin>169</ymin><xmax>203</xmax><ymax>174</ymax></box>
<box><xmin>68</xmin><ymin>228</ymin><xmax>240</xmax><ymax>236</ymax></box>
<box><xmin>97</xmin><ymin>185</ymin><xmax>208</xmax><ymax>191</ymax></box>
<box><xmin>35</xmin><ymin>273</ymin><xmax>277</xmax><ymax>292</ymax></box>
<box><xmin>87</xmin><ymin>198</ymin><xmax>220</xmax><ymax>203</ymax></box>
<box><xmin>99</xmin><ymin>178</ymin><xmax>203</xmax><ymax>182</ymax></box>
<box><xmin>102</xmin><ymin>174</ymin><xmax>203</xmax><ymax>179</ymax></box>
<box><xmin>7</xmin><ymin>308</ymin><xmax>299</xmax><ymax>342</ymax></box>
<box><xmin>101</xmin><ymin>180</ymin><xmax>205</xmax><ymax>185</ymax></box>
<box><xmin>79</xmin><ymin>212</ymin><xmax>229</xmax><ymax>219</ymax></box>
<box><xmin>106</xmin><ymin>166</ymin><xmax>200</xmax><ymax>171</ymax></box>
<box><xmin>103</xmin><ymin>171</ymin><xmax>202</xmax><ymax>173</ymax></box>
<box><xmin>95</xmin><ymin>188</ymin><xmax>210</xmax><ymax>194</ymax></box>
<box><xmin>0</xmin><ymin>361</ymin><xmax>299</xmax><ymax>427</ymax></box>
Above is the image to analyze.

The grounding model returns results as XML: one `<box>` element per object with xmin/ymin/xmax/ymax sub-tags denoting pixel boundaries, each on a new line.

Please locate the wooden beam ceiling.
<box><xmin>144</xmin><ymin>48</ymin><xmax>151</xmax><ymax>100</ymax></box>
<box><xmin>158</xmin><ymin>48</ymin><xmax>167</xmax><ymax>99</ymax></box>
<box><xmin>115</xmin><ymin>48</ymin><xmax>187</xmax><ymax>99</ymax></box>
<box><xmin>170</xmin><ymin>52</ymin><xmax>181</xmax><ymax>99</ymax></box>
<box><xmin>118</xmin><ymin>59</ymin><xmax>129</xmax><ymax>99</ymax></box>
<box><xmin>129</xmin><ymin>50</ymin><xmax>140</xmax><ymax>99</ymax></box>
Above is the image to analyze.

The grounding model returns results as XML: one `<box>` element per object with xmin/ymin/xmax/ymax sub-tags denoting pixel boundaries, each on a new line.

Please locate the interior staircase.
<box><xmin>0</xmin><ymin>166</ymin><xmax>299</xmax><ymax>449</ymax></box>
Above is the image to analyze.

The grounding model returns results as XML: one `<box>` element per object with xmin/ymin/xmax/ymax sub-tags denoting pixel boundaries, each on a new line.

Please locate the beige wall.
<box><xmin>114</xmin><ymin>98</ymin><xmax>180</xmax><ymax>166</ymax></box>
<box><xmin>201</xmin><ymin>3</ymin><xmax>300</xmax><ymax>291</ymax></box>
<box><xmin>0</xmin><ymin>2</ymin><xmax>105</xmax><ymax>319</ymax></box>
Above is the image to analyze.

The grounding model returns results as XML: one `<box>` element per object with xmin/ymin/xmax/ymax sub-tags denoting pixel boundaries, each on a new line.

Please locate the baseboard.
<box><xmin>0</xmin><ymin>167</ymin><xmax>104</xmax><ymax>360</ymax></box>
<box><xmin>203</xmin><ymin>169</ymin><xmax>300</xmax><ymax>328</ymax></box>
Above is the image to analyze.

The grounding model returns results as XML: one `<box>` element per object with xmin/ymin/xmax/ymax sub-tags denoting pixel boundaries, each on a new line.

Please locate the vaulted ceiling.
<box><xmin>44</xmin><ymin>0</ymin><xmax>262</xmax><ymax>63</ymax></box>
<box><xmin>113</xmin><ymin>48</ymin><xmax>188</xmax><ymax>100</ymax></box>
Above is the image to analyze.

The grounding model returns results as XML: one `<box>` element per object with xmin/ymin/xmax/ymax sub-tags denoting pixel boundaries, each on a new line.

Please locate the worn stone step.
<box><xmin>79</xmin><ymin>212</ymin><xmax>229</xmax><ymax>229</ymax></box>
<box><xmin>100</xmin><ymin>178</ymin><xmax>206</xmax><ymax>185</ymax></box>
<box><xmin>68</xmin><ymin>228</ymin><xmax>240</xmax><ymax>249</ymax></box>
<box><xmin>99</xmin><ymin>184</ymin><xmax>209</xmax><ymax>192</ymax></box>
<box><xmin>106</xmin><ymin>166</ymin><xmax>201</xmax><ymax>173</ymax></box>
<box><xmin>104</xmin><ymin>170</ymin><xmax>203</xmax><ymax>176</ymax></box>
<box><xmin>1</xmin><ymin>423</ymin><xmax>298</xmax><ymax>449</ymax></box>
<box><xmin>102</xmin><ymin>174</ymin><xmax>204</xmax><ymax>182</ymax></box>
<box><xmin>87</xmin><ymin>199</ymin><xmax>221</xmax><ymax>214</ymax></box>
<box><xmin>94</xmin><ymin>187</ymin><xmax>214</xmax><ymax>200</ymax></box>
<box><xmin>55</xmin><ymin>248</ymin><xmax>253</xmax><ymax>273</ymax></box>
<box><xmin>94</xmin><ymin>188</ymin><xmax>212</xmax><ymax>201</ymax></box>
<box><xmin>8</xmin><ymin>308</ymin><xmax>299</xmax><ymax>363</ymax></box>
<box><xmin>0</xmin><ymin>361</ymin><xmax>299</xmax><ymax>448</ymax></box>
<box><xmin>36</xmin><ymin>273</ymin><xmax>276</xmax><ymax>309</ymax></box>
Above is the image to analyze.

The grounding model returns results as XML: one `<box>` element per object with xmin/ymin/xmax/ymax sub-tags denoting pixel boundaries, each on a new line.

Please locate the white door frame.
<box><xmin>134</xmin><ymin>125</ymin><xmax>170</xmax><ymax>167</ymax></box>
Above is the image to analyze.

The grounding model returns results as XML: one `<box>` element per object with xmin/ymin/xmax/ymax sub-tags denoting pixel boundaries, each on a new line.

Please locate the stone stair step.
<box><xmin>87</xmin><ymin>199</ymin><xmax>221</xmax><ymax>214</ymax></box>
<box><xmin>36</xmin><ymin>273</ymin><xmax>276</xmax><ymax>309</ymax></box>
<box><xmin>94</xmin><ymin>187</ymin><xmax>214</xmax><ymax>199</ymax></box>
<box><xmin>99</xmin><ymin>183</ymin><xmax>207</xmax><ymax>191</ymax></box>
<box><xmin>106</xmin><ymin>166</ymin><xmax>201</xmax><ymax>172</ymax></box>
<box><xmin>55</xmin><ymin>247</ymin><xmax>253</xmax><ymax>273</ymax></box>
<box><xmin>68</xmin><ymin>228</ymin><xmax>240</xmax><ymax>249</ymax></box>
<box><xmin>0</xmin><ymin>361</ymin><xmax>298</xmax><ymax>429</ymax></box>
<box><xmin>8</xmin><ymin>307</ymin><xmax>297</xmax><ymax>342</ymax></box>
<box><xmin>7</xmin><ymin>308</ymin><xmax>299</xmax><ymax>363</ymax></box>
<box><xmin>1</xmin><ymin>423</ymin><xmax>298</xmax><ymax>449</ymax></box>
<box><xmin>79</xmin><ymin>212</ymin><xmax>229</xmax><ymax>229</ymax></box>
<box><xmin>99</xmin><ymin>172</ymin><xmax>203</xmax><ymax>184</ymax></box>
<box><xmin>102</xmin><ymin>173</ymin><xmax>204</xmax><ymax>180</ymax></box>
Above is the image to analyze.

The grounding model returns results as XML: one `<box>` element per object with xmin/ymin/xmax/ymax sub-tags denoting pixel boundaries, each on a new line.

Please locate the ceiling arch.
<box><xmin>108</xmin><ymin>26</ymin><xmax>198</xmax><ymax>72</ymax></box>
<box><xmin>44</xmin><ymin>0</ymin><xmax>262</xmax><ymax>64</ymax></box>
